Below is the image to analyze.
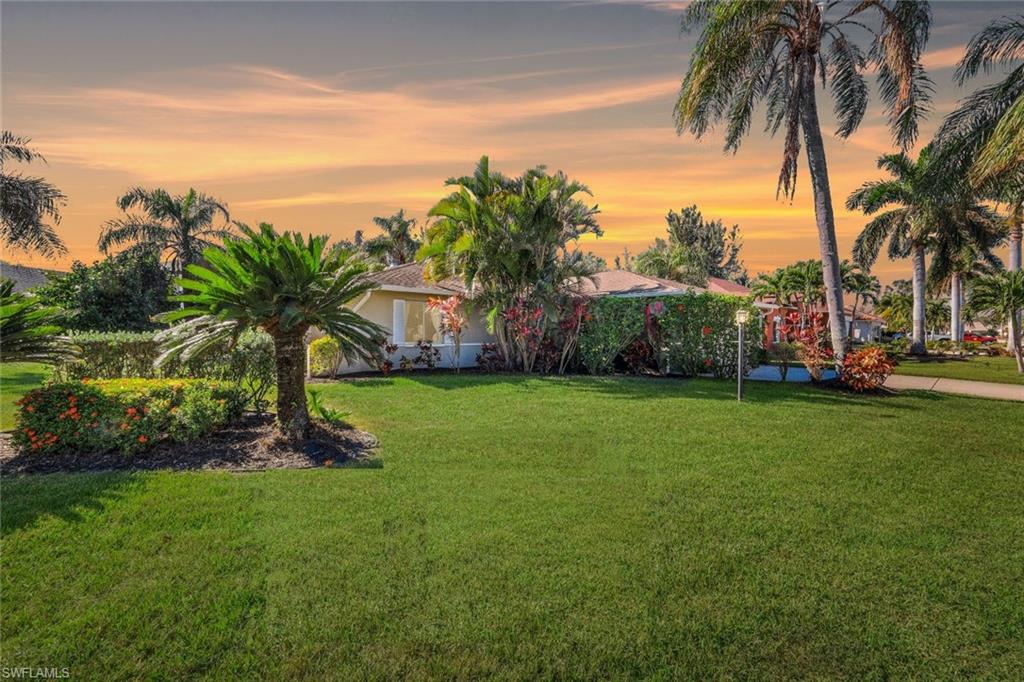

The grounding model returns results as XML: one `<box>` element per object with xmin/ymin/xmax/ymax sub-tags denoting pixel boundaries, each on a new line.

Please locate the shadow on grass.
<box><xmin>1</xmin><ymin>472</ymin><xmax>140</xmax><ymax>537</ymax></box>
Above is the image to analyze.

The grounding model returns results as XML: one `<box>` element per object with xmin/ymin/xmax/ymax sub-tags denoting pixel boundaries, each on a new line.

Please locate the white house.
<box><xmin>321</xmin><ymin>264</ymin><xmax>759</xmax><ymax>374</ymax></box>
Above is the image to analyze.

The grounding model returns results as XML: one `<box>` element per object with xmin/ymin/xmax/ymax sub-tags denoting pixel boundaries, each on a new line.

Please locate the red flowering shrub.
<box><xmin>841</xmin><ymin>346</ymin><xmax>896</xmax><ymax>392</ymax></box>
<box><xmin>780</xmin><ymin>312</ymin><xmax>833</xmax><ymax>381</ymax></box>
<box><xmin>14</xmin><ymin>379</ymin><xmax>244</xmax><ymax>456</ymax></box>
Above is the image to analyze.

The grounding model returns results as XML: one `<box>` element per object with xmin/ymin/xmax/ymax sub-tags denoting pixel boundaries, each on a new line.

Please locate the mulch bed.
<box><xmin>0</xmin><ymin>414</ymin><xmax>379</xmax><ymax>475</ymax></box>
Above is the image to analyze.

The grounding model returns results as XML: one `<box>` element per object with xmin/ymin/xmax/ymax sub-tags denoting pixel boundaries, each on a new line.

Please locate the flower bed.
<box><xmin>13</xmin><ymin>379</ymin><xmax>245</xmax><ymax>455</ymax></box>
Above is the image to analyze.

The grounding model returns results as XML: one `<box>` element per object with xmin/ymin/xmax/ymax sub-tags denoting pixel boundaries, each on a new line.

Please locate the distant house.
<box><xmin>321</xmin><ymin>265</ymin><xmax>759</xmax><ymax>375</ymax></box>
<box><xmin>761</xmin><ymin>301</ymin><xmax>885</xmax><ymax>346</ymax></box>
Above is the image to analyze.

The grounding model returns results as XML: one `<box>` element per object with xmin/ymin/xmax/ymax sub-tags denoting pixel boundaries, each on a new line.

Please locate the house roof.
<box><xmin>365</xmin><ymin>262</ymin><xmax>467</xmax><ymax>296</ymax></box>
<box><xmin>575</xmin><ymin>270</ymin><xmax>704</xmax><ymax>298</ymax></box>
<box><xmin>0</xmin><ymin>260</ymin><xmax>64</xmax><ymax>292</ymax></box>
<box><xmin>707</xmin><ymin>277</ymin><xmax>751</xmax><ymax>295</ymax></box>
<box><xmin>763</xmin><ymin>301</ymin><xmax>886</xmax><ymax>323</ymax></box>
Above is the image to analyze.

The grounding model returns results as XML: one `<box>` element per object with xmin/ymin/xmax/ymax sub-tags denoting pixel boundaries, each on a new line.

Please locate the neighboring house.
<box><xmin>0</xmin><ymin>260</ymin><xmax>64</xmax><ymax>292</ymax></box>
<box><xmin>761</xmin><ymin>301</ymin><xmax>885</xmax><ymax>346</ymax></box>
<box><xmin>322</xmin><ymin>266</ymin><xmax>761</xmax><ymax>375</ymax></box>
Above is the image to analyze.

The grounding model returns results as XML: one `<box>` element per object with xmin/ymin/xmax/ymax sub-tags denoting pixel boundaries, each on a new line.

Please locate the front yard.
<box><xmin>2</xmin><ymin>375</ymin><xmax>1023</xmax><ymax>678</ymax></box>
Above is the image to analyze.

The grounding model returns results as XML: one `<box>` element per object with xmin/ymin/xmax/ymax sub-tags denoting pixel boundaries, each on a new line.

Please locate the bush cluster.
<box><xmin>52</xmin><ymin>330</ymin><xmax>275</xmax><ymax>413</ymax></box>
<box><xmin>309</xmin><ymin>336</ymin><xmax>342</xmax><ymax>377</ymax></box>
<box><xmin>577</xmin><ymin>293</ymin><xmax>760</xmax><ymax>378</ymax></box>
<box><xmin>14</xmin><ymin>379</ymin><xmax>245</xmax><ymax>455</ymax></box>
<box><xmin>841</xmin><ymin>346</ymin><xmax>896</xmax><ymax>392</ymax></box>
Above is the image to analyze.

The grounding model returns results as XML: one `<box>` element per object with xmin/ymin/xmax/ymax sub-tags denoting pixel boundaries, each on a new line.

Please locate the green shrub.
<box><xmin>767</xmin><ymin>342</ymin><xmax>799</xmax><ymax>380</ymax></box>
<box><xmin>309</xmin><ymin>336</ymin><xmax>341</xmax><ymax>377</ymax></box>
<box><xmin>13</xmin><ymin>378</ymin><xmax>244</xmax><ymax>456</ymax></box>
<box><xmin>578</xmin><ymin>293</ymin><xmax>760</xmax><ymax>377</ymax></box>
<box><xmin>52</xmin><ymin>329</ymin><xmax>275</xmax><ymax>413</ymax></box>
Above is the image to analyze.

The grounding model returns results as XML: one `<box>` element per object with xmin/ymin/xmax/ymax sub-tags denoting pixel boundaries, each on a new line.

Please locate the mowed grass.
<box><xmin>0</xmin><ymin>362</ymin><xmax>50</xmax><ymax>430</ymax></box>
<box><xmin>893</xmin><ymin>355</ymin><xmax>1024</xmax><ymax>385</ymax></box>
<box><xmin>2</xmin><ymin>374</ymin><xmax>1023</xmax><ymax>679</ymax></box>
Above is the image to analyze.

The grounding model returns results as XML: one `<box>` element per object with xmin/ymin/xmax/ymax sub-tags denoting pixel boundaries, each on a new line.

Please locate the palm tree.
<box><xmin>155</xmin><ymin>223</ymin><xmax>385</xmax><ymax>439</ymax></box>
<box><xmin>751</xmin><ymin>268</ymin><xmax>794</xmax><ymax>307</ymax></box>
<box><xmin>877</xmin><ymin>281</ymin><xmax>914</xmax><ymax>334</ymax></box>
<box><xmin>847</xmin><ymin>148</ymin><xmax>941</xmax><ymax>354</ymax></box>
<box><xmin>969</xmin><ymin>271</ymin><xmax>1024</xmax><ymax>372</ymax></box>
<box><xmin>418</xmin><ymin>156</ymin><xmax>601</xmax><ymax>371</ymax></box>
<box><xmin>783</xmin><ymin>260</ymin><xmax>825</xmax><ymax>329</ymax></box>
<box><xmin>925</xmin><ymin>298</ymin><xmax>951</xmax><ymax>338</ymax></box>
<box><xmin>674</xmin><ymin>0</ymin><xmax>932</xmax><ymax>360</ymax></box>
<box><xmin>927</xmin><ymin>202</ymin><xmax>1005</xmax><ymax>342</ymax></box>
<box><xmin>363</xmin><ymin>209</ymin><xmax>422</xmax><ymax>267</ymax></box>
<box><xmin>0</xmin><ymin>131</ymin><xmax>67</xmax><ymax>258</ymax></box>
<box><xmin>843</xmin><ymin>264</ymin><xmax>881</xmax><ymax>341</ymax></box>
<box><xmin>98</xmin><ymin>187</ymin><xmax>232</xmax><ymax>274</ymax></box>
<box><xmin>0</xmin><ymin>279</ymin><xmax>77</xmax><ymax>364</ymax></box>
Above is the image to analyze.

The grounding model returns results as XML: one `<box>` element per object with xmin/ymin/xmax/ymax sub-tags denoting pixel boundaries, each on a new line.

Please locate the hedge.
<box><xmin>577</xmin><ymin>293</ymin><xmax>760</xmax><ymax>377</ymax></box>
<box><xmin>13</xmin><ymin>378</ymin><xmax>245</xmax><ymax>456</ymax></box>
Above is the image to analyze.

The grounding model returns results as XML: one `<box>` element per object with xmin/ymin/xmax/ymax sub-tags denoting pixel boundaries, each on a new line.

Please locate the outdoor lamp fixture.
<box><xmin>735</xmin><ymin>309</ymin><xmax>750</xmax><ymax>401</ymax></box>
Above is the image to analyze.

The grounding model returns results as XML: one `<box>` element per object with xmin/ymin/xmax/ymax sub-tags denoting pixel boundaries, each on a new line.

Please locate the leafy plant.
<box><xmin>970</xmin><ymin>271</ymin><xmax>1024</xmax><ymax>372</ymax></box>
<box><xmin>767</xmin><ymin>342</ymin><xmax>799</xmax><ymax>381</ymax></box>
<box><xmin>781</xmin><ymin>312</ymin><xmax>834</xmax><ymax>382</ymax></box>
<box><xmin>309</xmin><ymin>336</ymin><xmax>342</xmax><ymax>377</ymax></box>
<box><xmin>155</xmin><ymin>223</ymin><xmax>385</xmax><ymax>439</ymax></box>
<box><xmin>307</xmin><ymin>388</ymin><xmax>350</xmax><ymax>427</ymax></box>
<box><xmin>13</xmin><ymin>378</ymin><xmax>244</xmax><ymax>455</ymax></box>
<box><xmin>0</xmin><ymin>278</ymin><xmax>77</xmax><ymax>365</ymax></box>
<box><xmin>427</xmin><ymin>295</ymin><xmax>467</xmax><ymax>371</ymax></box>
<box><xmin>841</xmin><ymin>346</ymin><xmax>896</xmax><ymax>392</ymax></box>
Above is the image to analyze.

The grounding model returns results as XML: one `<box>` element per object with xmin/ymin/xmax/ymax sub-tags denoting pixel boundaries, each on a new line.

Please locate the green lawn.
<box><xmin>893</xmin><ymin>355</ymin><xmax>1024</xmax><ymax>385</ymax></box>
<box><xmin>0</xmin><ymin>362</ymin><xmax>50</xmax><ymax>430</ymax></box>
<box><xmin>3</xmin><ymin>374</ymin><xmax>1023</xmax><ymax>678</ymax></box>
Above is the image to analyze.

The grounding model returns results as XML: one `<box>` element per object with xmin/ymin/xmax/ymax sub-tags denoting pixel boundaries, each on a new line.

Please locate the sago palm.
<box><xmin>99</xmin><ymin>187</ymin><xmax>232</xmax><ymax>274</ymax></box>
<box><xmin>156</xmin><ymin>223</ymin><xmax>385</xmax><ymax>439</ymax></box>
<box><xmin>847</xmin><ymin>148</ymin><xmax>939</xmax><ymax>354</ymax></box>
<box><xmin>0</xmin><ymin>131</ymin><xmax>67</xmax><ymax>258</ymax></box>
<box><xmin>0</xmin><ymin>278</ymin><xmax>77</xmax><ymax>364</ymax></box>
<box><xmin>969</xmin><ymin>271</ymin><xmax>1024</xmax><ymax>372</ymax></box>
<box><xmin>674</xmin><ymin>0</ymin><xmax>932</xmax><ymax>359</ymax></box>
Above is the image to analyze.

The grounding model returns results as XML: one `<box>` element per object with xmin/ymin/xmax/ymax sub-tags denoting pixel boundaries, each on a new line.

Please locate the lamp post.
<box><xmin>735</xmin><ymin>308</ymin><xmax>750</xmax><ymax>401</ymax></box>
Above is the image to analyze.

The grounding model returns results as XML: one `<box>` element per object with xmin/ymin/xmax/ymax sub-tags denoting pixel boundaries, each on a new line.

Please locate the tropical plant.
<box><xmin>0</xmin><ymin>131</ymin><xmax>67</xmax><ymax>258</ymax></box>
<box><xmin>98</xmin><ymin>187</ymin><xmax>232</xmax><ymax>274</ymax></box>
<box><xmin>751</xmin><ymin>268</ymin><xmax>794</xmax><ymax>307</ymax></box>
<box><xmin>155</xmin><ymin>223</ymin><xmax>385</xmax><ymax>439</ymax></box>
<box><xmin>632</xmin><ymin>205</ymin><xmax>746</xmax><ymax>286</ymax></box>
<box><xmin>782</xmin><ymin>260</ymin><xmax>825</xmax><ymax>328</ymax></box>
<box><xmin>843</xmin><ymin>264</ymin><xmax>880</xmax><ymax>340</ymax></box>
<box><xmin>969</xmin><ymin>271</ymin><xmax>1024</xmax><ymax>372</ymax></box>
<box><xmin>877</xmin><ymin>280</ymin><xmax>914</xmax><ymax>333</ymax></box>
<box><xmin>363</xmin><ymin>209</ymin><xmax>422</xmax><ymax>267</ymax></box>
<box><xmin>418</xmin><ymin>156</ymin><xmax>601</xmax><ymax>372</ymax></box>
<box><xmin>674</xmin><ymin>0</ymin><xmax>932</xmax><ymax>360</ymax></box>
<box><xmin>841</xmin><ymin>346</ymin><xmax>896</xmax><ymax>392</ymax></box>
<box><xmin>426</xmin><ymin>295</ymin><xmax>467</xmax><ymax>371</ymax></box>
<box><xmin>0</xmin><ymin>278</ymin><xmax>77</xmax><ymax>364</ymax></box>
<box><xmin>848</xmin><ymin>147</ymin><xmax>942</xmax><ymax>354</ymax></box>
<box><xmin>925</xmin><ymin>298</ymin><xmax>951</xmax><ymax>337</ymax></box>
<box><xmin>35</xmin><ymin>250</ymin><xmax>174</xmax><ymax>332</ymax></box>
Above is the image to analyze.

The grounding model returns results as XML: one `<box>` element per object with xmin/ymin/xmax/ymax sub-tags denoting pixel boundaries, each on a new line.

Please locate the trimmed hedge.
<box><xmin>578</xmin><ymin>293</ymin><xmax>760</xmax><ymax>377</ymax></box>
<box><xmin>13</xmin><ymin>379</ymin><xmax>245</xmax><ymax>455</ymax></box>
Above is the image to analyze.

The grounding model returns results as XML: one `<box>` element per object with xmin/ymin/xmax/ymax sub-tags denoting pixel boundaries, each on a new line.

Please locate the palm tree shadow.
<box><xmin>1</xmin><ymin>472</ymin><xmax>139</xmax><ymax>537</ymax></box>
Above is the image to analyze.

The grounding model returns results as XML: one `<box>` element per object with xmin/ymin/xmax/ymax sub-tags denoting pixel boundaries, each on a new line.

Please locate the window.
<box><xmin>394</xmin><ymin>300</ymin><xmax>442</xmax><ymax>344</ymax></box>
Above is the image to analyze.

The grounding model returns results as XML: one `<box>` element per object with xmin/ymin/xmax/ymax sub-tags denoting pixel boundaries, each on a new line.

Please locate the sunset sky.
<box><xmin>2</xmin><ymin>1</ymin><xmax>1016</xmax><ymax>283</ymax></box>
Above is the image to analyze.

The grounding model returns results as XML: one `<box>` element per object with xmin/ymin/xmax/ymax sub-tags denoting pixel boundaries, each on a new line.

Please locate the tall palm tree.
<box><xmin>0</xmin><ymin>131</ymin><xmax>67</xmax><ymax>258</ymax></box>
<box><xmin>877</xmin><ymin>280</ymin><xmax>914</xmax><ymax>334</ymax></box>
<box><xmin>363</xmin><ymin>209</ymin><xmax>422</xmax><ymax>267</ymax></box>
<box><xmin>847</xmin><ymin>148</ymin><xmax>940</xmax><ymax>354</ymax></box>
<box><xmin>969</xmin><ymin>271</ymin><xmax>1024</xmax><ymax>372</ymax></box>
<box><xmin>927</xmin><ymin>202</ymin><xmax>1005</xmax><ymax>342</ymax></box>
<box><xmin>156</xmin><ymin>223</ymin><xmax>384</xmax><ymax>439</ymax></box>
<box><xmin>674</xmin><ymin>0</ymin><xmax>932</xmax><ymax>360</ymax></box>
<box><xmin>98</xmin><ymin>187</ymin><xmax>232</xmax><ymax>274</ymax></box>
<box><xmin>0</xmin><ymin>278</ymin><xmax>77</xmax><ymax>364</ymax></box>
<box><xmin>783</xmin><ymin>260</ymin><xmax>825</xmax><ymax>328</ymax></box>
<box><xmin>843</xmin><ymin>264</ymin><xmax>881</xmax><ymax>340</ymax></box>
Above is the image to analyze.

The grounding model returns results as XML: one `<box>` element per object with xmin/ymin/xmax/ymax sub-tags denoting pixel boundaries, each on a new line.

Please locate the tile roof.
<box><xmin>365</xmin><ymin>262</ymin><xmax>467</xmax><ymax>295</ymax></box>
<box><xmin>707</xmin><ymin>277</ymin><xmax>751</xmax><ymax>295</ymax></box>
<box><xmin>575</xmin><ymin>270</ymin><xmax>703</xmax><ymax>297</ymax></box>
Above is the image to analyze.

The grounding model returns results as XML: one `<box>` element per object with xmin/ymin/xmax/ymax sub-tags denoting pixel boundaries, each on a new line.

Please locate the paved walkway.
<box><xmin>883</xmin><ymin>374</ymin><xmax>1024</xmax><ymax>402</ymax></box>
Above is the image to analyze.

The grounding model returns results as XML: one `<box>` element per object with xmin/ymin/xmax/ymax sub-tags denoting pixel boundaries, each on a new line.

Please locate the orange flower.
<box><xmin>126</xmin><ymin>407</ymin><xmax>137</xmax><ymax>416</ymax></box>
<box><xmin>25</xmin><ymin>405</ymin><xmax>35</xmax><ymax>413</ymax></box>
<box><xmin>137</xmin><ymin>435</ymin><xmax>148</xmax><ymax>444</ymax></box>
<box><xmin>120</xmin><ymin>422</ymin><xmax>130</xmax><ymax>430</ymax></box>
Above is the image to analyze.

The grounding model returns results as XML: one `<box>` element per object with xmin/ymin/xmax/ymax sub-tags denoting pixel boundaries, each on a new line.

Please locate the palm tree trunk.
<box><xmin>799</xmin><ymin>60</ymin><xmax>847</xmax><ymax>360</ymax></box>
<box><xmin>273</xmin><ymin>328</ymin><xmax>309</xmax><ymax>440</ymax></box>
<box><xmin>1010</xmin><ymin>311</ymin><xmax>1024</xmax><ymax>374</ymax></box>
<box><xmin>910</xmin><ymin>242</ymin><xmax>927</xmax><ymax>354</ymax></box>
<box><xmin>950</xmin><ymin>273</ymin><xmax>962</xmax><ymax>343</ymax></box>
<box><xmin>1009</xmin><ymin>207</ymin><xmax>1021</xmax><ymax>352</ymax></box>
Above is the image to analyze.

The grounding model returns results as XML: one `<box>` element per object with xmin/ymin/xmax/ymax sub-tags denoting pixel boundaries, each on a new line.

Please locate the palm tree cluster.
<box><xmin>0</xmin><ymin>131</ymin><xmax>67</xmax><ymax>259</ymax></box>
<box><xmin>675</xmin><ymin>0</ymin><xmax>933</xmax><ymax>360</ymax></box>
<box><xmin>418</xmin><ymin>156</ymin><xmax>601</xmax><ymax>371</ymax></box>
<box><xmin>630</xmin><ymin>205</ymin><xmax>747</xmax><ymax>286</ymax></box>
